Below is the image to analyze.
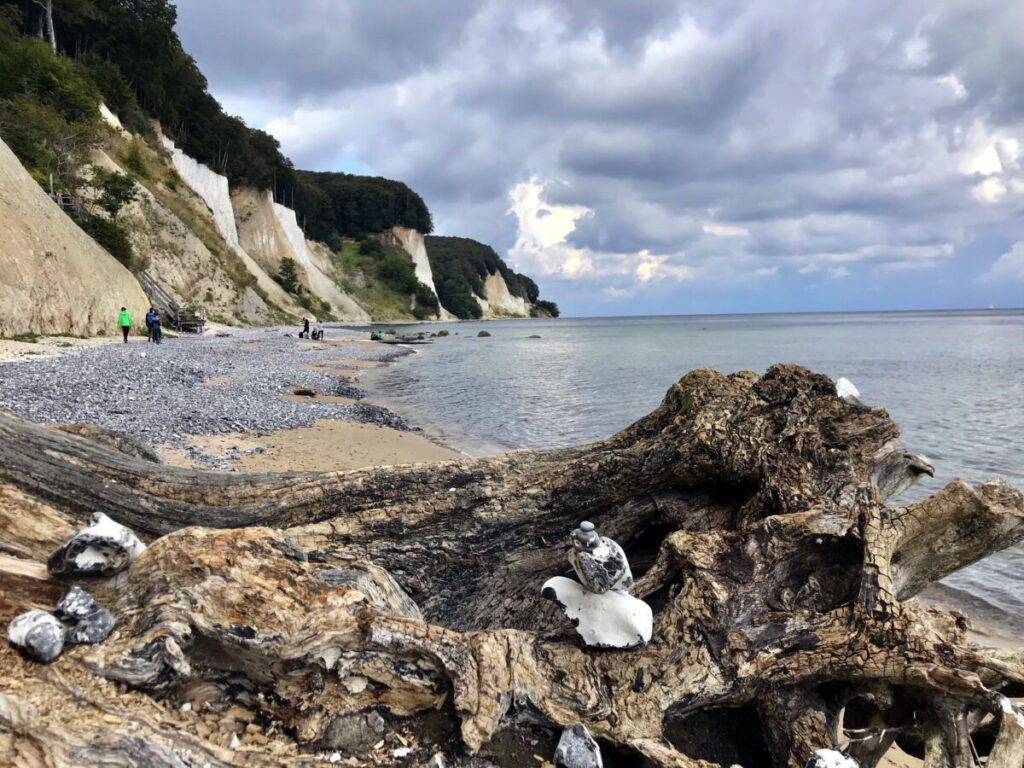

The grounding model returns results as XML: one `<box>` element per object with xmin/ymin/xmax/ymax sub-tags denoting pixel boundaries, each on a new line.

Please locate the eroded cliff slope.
<box><xmin>0</xmin><ymin>137</ymin><xmax>148</xmax><ymax>336</ymax></box>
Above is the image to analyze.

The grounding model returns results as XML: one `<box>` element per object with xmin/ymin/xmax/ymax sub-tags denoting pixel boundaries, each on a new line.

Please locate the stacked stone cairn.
<box><xmin>542</xmin><ymin>521</ymin><xmax>653</xmax><ymax>649</ymax></box>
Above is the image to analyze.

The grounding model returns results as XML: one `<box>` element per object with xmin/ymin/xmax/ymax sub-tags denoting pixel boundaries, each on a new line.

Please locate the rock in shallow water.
<box><xmin>7</xmin><ymin>610</ymin><xmax>65</xmax><ymax>662</ymax></box>
<box><xmin>543</xmin><ymin>576</ymin><xmax>652</xmax><ymax>649</ymax></box>
<box><xmin>47</xmin><ymin>512</ymin><xmax>147</xmax><ymax>578</ymax></box>
<box><xmin>554</xmin><ymin>722</ymin><xmax>603</xmax><ymax>768</ymax></box>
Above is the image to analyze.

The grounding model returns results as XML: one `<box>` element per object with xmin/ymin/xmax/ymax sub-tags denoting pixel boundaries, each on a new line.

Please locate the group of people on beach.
<box><xmin>298</xmin><ymin>317</ymin><xmax>324</xmax><ymax>341</ymax></box>
<box><xmin>115</xmin><ymin>307</ymin><xmax>162</xmax><ymax>344</ymax></box>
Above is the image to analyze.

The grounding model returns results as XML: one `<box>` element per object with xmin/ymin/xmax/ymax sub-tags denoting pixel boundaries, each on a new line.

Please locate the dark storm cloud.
<box><xmin>173</xmin><ymin>0</ymin><xmax>478</xmax><ymax>99</ymax></box>
<box><xmin>173</xmin><ymin>0</ymin><xmax>1024</xmax><ymax>296</ymax></box>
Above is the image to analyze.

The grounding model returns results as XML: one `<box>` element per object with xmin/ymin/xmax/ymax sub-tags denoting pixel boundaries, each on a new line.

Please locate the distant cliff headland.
<box><xmin>0</xmin><ymin>1</ymin><xmax>557</xmax><ymax>336</ymax></box>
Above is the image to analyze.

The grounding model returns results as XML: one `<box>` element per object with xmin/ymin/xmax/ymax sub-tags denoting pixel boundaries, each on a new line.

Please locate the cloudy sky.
<box><xmin>174</xmin><ymin>0</ymin><xmax>1024</xmax><ymax>316</ymax></box>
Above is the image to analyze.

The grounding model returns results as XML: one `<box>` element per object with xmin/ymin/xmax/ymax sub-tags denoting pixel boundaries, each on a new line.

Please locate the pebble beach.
<box><xmin>0</xmin><ymin>327</ymin><xmax>459</xmax><ymax>471</ymax></box>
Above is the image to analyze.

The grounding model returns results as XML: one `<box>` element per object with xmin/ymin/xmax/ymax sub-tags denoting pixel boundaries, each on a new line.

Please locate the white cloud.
<box><xmin>972</xmin><ymin>177</ymin><xmax>1007</xmax><ymax>203</ymax></box>
<box><xmin>507</xmin><ymin>177</ymin><xmax>693</xmax><ymax>287</ymax></box>
<box><xmin>754</xmin><ymin>267</ymin><xmax>778</xmax><ymax>276</ymax></box>
<box><xmin>635</xmin><ymin>254</ymin><xmax>694</xmax><ymax>283</ymax></box>
<box><xmin>829</xmin><ymin>266</ymin><xmax>851</xmax><ymax>279</ymax></box>
<box><xmin>937</xmin><ymin>74</ymin><xmax>967</xmax><ymax>100</ymax></box>
<box><xmin>506</xmin><ymin>178</ymin><xmax>595</xmax><ymax>278</ymax></box>
<box><xmin>703</xmin><ymin>222</ymin><xmax>749</xmax><ymax>237</ymax></box>
<box><xmin>978</xmin><ymin>241</ymin><xmax>1024</xmax><ymax>283</ymax></box>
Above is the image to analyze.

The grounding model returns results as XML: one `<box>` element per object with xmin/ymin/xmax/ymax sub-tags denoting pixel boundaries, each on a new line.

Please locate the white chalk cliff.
<box><xmin>474</xmin><ymin>271</ymin><xmax>531</xmax><ymax>318</ymax></box>
<box><xmin>390</xmin><ymin>227</ymin><xmax>455</xmax><ymax>320</ymax></box>
<box><xmin>271</xmin><ymin>200</ymin><xmax>367</xmax><ymax>319</ymax></box>
<box><xmin>0</xmin><ymin>136</ymin><xmax>149</xmax><ymax>336</ymax></box>
<box><xmin>233</xmin><ymin>187</ymin><xmax>369</xmax><ymax>321</ymax></box>
<box><xmin>156</xmin><ymin>135</ymin><xmax>307</xmax><ymax>320</ymax></box>
<box><xmin>160</xmin><ymin>135</ymin><xmax>240</xmax><ymax>250</ymax></box>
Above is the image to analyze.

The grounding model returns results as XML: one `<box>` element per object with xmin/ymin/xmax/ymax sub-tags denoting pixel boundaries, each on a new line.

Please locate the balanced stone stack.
<box><xmin>542</xmin><ymin>521</ymin><xmax>653</xmax><ymax>649</ymax></box>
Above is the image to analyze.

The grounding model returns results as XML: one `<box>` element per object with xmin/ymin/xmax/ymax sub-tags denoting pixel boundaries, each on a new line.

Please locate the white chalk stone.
<box><xmin>543</xmin><ymin>576</ymin><xmax>652</xmax><ymax>649</ymax></box>
<box><xmin>836</xmin><ymin>377</ymin><xmax>860</xmax><ymax>400</ymax></box>
<box><xmin>48</xmin><ymin>512</ymin><xmax>146</xmax><ymax>578</ymax></box>
<box><xmin>804</xmin><ymin>749</ymin><xmax>859</xmax><ymax>768</ymax></box>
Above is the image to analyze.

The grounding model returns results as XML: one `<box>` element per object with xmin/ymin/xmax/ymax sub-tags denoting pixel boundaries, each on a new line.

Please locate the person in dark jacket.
<box><xmin>151</xmin><ymin>311</ymin><xmax>162</xmax><ymax>344</ymax></box>
<box><xmin>145</xmin><ymin>307</ymin><xmax>156</xmax><ymax>342</ymax></box>
<box><xmin>301</xmin><ymin>317</ymin><xmax>310</xmax><ymax>339</ymax></box>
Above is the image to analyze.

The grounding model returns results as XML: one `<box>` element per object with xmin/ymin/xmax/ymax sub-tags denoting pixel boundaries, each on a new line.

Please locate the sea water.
<box><xmin>356</xmin><ymin>310</ymin><xmax>1024</xmax><ymax>635</ymax></box>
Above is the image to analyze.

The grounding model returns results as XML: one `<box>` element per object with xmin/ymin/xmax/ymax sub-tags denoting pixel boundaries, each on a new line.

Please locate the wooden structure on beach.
<box><xmin>132</xmin><ymin>270</ymin><xmax>206</xmax><ymax>333</ymax></box>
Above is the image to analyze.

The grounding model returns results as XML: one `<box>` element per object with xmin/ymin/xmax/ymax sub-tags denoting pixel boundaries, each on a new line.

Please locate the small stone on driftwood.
<box><xmin>554</xmin><ymin>722</ymin><xmax>603</xmax><ymax>768</ymax></box>
<box><xmin>66</xmin><ymin>607</ymin><xmax>115</xmax><ymax>645</ymax></box>
<box><xmin>7</xmin><ymin>610</ymin><xmax>64</xmax><ymax>663</ymax></box>
<box><xmin>54</xmin><ymin>585</ymin><xmax>98</xmax><ymax>621</ymax></box>
<box><xmin>47</xmin><ymin>512</ymin><xmax>146</xmax><ymax>578</ymax></box>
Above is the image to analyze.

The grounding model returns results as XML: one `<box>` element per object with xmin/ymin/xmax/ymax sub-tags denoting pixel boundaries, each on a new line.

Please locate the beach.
<box><xmin>0</xmin><ymin>328</ymin><xmax>461</xmax><ymax>474</ymax></box>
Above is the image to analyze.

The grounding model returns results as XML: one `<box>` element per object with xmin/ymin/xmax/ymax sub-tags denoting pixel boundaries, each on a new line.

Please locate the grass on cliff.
<box><xmin>329</xmin><ymin>240</ymin><xmax>441</xmax><ymax>321</ymax></box>
<box><xmin>329</xmin><ymin>242</ymin><xmax>417</xmax><ymax>321</ymax></box>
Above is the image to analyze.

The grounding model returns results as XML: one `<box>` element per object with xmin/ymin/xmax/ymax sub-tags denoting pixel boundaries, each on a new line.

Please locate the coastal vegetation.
<box><xmin>331</xmin><ymin>238</ymin><xmax>440</xmax><ymax>321</ymax></box>
<box><xmin>0</xmin><ymin>0</ymin><xmax>556</xmax><ymax>326</ymax></box>
<box><xmin>426</xmin><ymin>235</ymin><xmax>559</xmax><ymax>319</ymax></box>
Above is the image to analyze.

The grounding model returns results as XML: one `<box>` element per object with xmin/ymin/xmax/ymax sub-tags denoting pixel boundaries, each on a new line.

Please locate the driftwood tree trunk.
<box><xmin>1</xmin><ymin>364</ymin><xmax>1023</xmax><ymax>768</ymax></box>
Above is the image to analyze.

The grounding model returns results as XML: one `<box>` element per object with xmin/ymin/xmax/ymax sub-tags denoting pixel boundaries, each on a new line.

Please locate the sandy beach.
<box><xmin>0</xmin><ymin>334</ymin><xmax>118</xmax><ymax>363</ymax></box>
<box><xmin>160</xmin><ymin>417</ymin><xmax>459</xmax><ymax>472</ymax></box>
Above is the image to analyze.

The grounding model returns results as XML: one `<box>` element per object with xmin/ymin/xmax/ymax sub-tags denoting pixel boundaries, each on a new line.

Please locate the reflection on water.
<box><xmin>352</xmin><ymin>310</ymin><xmax>1024</xmax><ymax>631</ymax></box>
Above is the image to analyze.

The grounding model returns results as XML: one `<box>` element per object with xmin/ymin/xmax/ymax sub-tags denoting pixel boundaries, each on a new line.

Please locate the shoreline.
<box><xmin>1</xmin><ymin>325</ymin><xmax>1019</xmax><ymax>646</ymax></box>
<box><xmin>0</xmin><ymin>327</ymin><xmax>461</xmax><ymax>473</ymax></box>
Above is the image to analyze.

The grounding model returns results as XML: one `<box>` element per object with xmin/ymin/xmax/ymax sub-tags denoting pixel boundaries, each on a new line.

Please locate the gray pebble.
<box><xmin>0</xmin><ymin>328</ymin><xmax>414</xmax><ymax>468</ymax></box>
<box><xmin>55</xmin><ymin>585</ymin><xmax>99</xmax><ymax>621</ymax></box>
<box><xmin>7</xmin><ymin>610</ymin><xmax>65</xmax><ymax>663</ymax></box>
<box><xmin>67</xmin><ymin>607</ymin><xmax>115</xmax><ymax>645</ymax></box>
<box><xmin>554</xmin><ymin>723</ymin><xmax>603</xmax><ymax>768</ymax></box>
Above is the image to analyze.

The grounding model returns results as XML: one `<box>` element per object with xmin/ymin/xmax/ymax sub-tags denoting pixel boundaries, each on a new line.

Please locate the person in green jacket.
<box><xmin>117</xmin><ymin>307</ymin><xmax>132</xmax><ymax>343</ymax></box>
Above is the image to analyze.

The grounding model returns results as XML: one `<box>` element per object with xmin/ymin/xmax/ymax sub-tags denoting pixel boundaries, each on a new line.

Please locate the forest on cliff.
<box><xmin>0</xmin><ymin>0</ymin><xmax>558</xmax><ymax>320</ymax></box>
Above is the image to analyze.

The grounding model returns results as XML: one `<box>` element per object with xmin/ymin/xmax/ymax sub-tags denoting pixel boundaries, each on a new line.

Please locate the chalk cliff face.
<box><xmin>233</xmin><ymin>187</ymin><xmax>369</xmax><ymax>321</ymax></box>
<box><xmin>391</xmin><ymin>227</ymin><xmax>441</xmax><ymax>300</ymax></box>
<box><xmin>0</xmin><ymin>137</ymin><xmax>148</xmax><ymax>336</ymax></box>
<box><xmin>476</xmin><ymin>271</ymin><xmax>531</xmax><ymax>318</ymax></box>
<box><xmin>160</xmin><ymin>135</ymin><xmax>240</xmax><ymax>251</ymax></box>
<box><xmin>141</xmin><ymin>136</ymin><xmax>302</xmax><ymax>321</ymax></box>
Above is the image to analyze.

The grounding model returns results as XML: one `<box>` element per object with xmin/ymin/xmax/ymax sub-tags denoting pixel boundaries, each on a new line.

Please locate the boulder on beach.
<box><xmin>437</xmin><ymin>330</ymin><xmax>450</xmax><ymax>337</ymax></box>
<box><xmin>477</xmin><ymin>330</ymin><xmax>491</xmax><ymax>337</ymax></box>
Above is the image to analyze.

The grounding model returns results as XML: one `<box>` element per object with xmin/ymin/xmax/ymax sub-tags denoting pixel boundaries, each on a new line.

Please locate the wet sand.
<box><xmin>160</xmin><ymin>417</ymin><xmax>460</xmax><ymax>472</ymax></box>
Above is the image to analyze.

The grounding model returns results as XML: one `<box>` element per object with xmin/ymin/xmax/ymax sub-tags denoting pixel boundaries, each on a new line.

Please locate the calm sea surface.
<box><xmin>353</xmin><ymin>310</ymin><xmax>1024</xmax><ymax>635</ymax></box>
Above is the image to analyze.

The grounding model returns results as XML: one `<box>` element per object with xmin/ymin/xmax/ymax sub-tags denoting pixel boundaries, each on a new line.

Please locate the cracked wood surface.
<box><xmin>1</xmin><ymin>364</ymin><xmax>1023</xmax><ymax>768</ymax></box>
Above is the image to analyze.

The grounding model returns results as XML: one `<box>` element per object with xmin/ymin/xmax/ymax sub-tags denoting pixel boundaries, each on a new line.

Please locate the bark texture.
<box><xmin>1</xmin><ymin>364</ymin><xmax>1023</xmax><ymax>768</ymax></box>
